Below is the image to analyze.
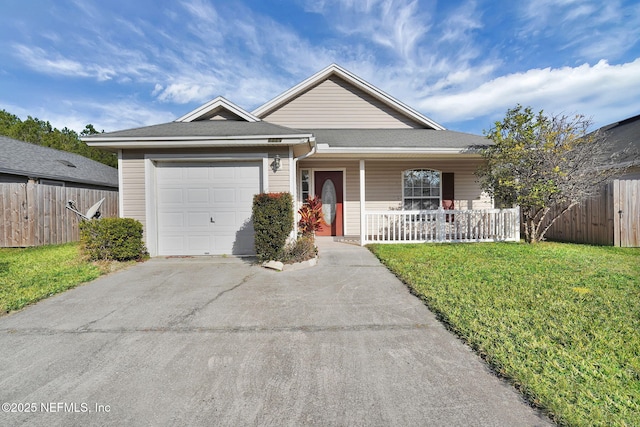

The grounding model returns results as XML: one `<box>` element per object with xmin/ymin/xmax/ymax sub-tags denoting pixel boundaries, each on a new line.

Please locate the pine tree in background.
<box><xmin>0</xmin><ymin>109</ymin><xmax>117</xmax><ymax>168</ymax></box>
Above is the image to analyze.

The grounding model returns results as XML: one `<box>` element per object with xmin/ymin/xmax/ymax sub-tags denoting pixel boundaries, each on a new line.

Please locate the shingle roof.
<box><xmin>600</xmin><ymin>114</ymin><xmax>640</xmax><ymax>164</ymax></box>
<box><xmin>85</xmin><ymin>120</ymin><xmax>310</xmax><ymax>139</ymax></box>
<box><xmin>306</xmin><ymin>128</ymin><xmax>489</xmax><ymax>149</ymax></box>
<box><xmin>0</xmin><ymin>136</ymin><xmax>118</xmax><ymax>188</ymax></box>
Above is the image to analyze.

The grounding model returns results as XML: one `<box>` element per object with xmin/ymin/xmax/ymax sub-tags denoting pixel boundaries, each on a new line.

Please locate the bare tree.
<box><xmin>477</xmin><ymin>105</ymin><xmax>632</xmax><ymax>243</ymax></box>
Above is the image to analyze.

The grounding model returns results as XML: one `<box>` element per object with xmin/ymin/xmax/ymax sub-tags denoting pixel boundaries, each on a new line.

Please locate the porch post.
<box><xmin>290</xmin><ymin>147</ymin><xmax>298</xmax><ymax>238</ymax></box>
<box><xmin>360</xmin><ymin>159</ymin><xmax>366</xmax><ymax>246</ymax></box>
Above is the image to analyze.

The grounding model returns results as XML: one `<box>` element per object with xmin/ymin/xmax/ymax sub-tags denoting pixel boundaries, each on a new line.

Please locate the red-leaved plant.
<box><xmin>298</xmin><ymin>195</ymin><xmax>324</xmax><ymax>237</ymax></box>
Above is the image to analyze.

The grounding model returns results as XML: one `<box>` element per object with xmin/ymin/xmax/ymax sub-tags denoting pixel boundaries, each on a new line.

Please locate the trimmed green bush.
<box><xmin>80</xmin><ymin>218</ymin><xmax>147</xmax><ymax>261</ymax></box>
<box><xmin>252</xmin><ymin>192</ymin><xmax>293</xmax><ymax>262</ymax></box>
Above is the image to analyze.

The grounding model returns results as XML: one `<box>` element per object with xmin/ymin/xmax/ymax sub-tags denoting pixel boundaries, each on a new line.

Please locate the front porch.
<box><xmin>329</xmin><ymin>207</ymin><xmax>520</xmax><ymax>245</ymax></box>
<box><xmin>362</xmin><ymin>207</ymin><xmax>520</xmax><ymax>244</ymax></box>
<box><xmin>295</xmin><ymin>158</ymin><xmax>520</xmax><ymax>245</ymax></box>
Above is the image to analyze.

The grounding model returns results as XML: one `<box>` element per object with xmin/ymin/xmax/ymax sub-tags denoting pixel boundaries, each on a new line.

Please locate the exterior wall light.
<box><xmin>272</xmin><ymin>155</ymin><xmax>281</xmax><ymax>172</ymax></box>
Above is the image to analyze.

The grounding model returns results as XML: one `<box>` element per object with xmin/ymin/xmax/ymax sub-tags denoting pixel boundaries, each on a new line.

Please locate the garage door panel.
<box><xmin>186</xmin><ymin>166</ymin><xmax>209</xmax><ymax>180</ymax></box>
<box><xmin>213</xmin><ymin>188</ymin><xmax>236</xmax><ymax>203</ymax></box>
<box><xmin>212</xmin><ymin>211</ymin><xmax>237</xmax><ymax>227</ymax></box>
<box><xmin>238</xmin><ymin>188</ymin><xmax>256</xmax><ymax>203</ymax></box>
<box><xmin>160</xmin><ymin>167</ymin><xmax>184</xmax><ymax>180</ymax></box>
<box><xmin>238</xmin><ymin>166</ymin><xmax>260</xmax><ymax>180</ymax></box>
<box><xmin>159</xmin><ymin>212</ymin><xmax>185</xmax><ymax>228</ymax></box>
<box><xmin>211</xmin><ymin>166</ymin><xmax>236</xmax><ymax>181</ymax></box>
<box><xmin>187</xmin><ymin>188</ymin><xmax>210</xmax><ymax>203</ymax></box>
<box><xmin>186</xmin><ymin>235</ymin><xmax>212</xmax><ymax>252</ymax></box>
<box><xmin>158</xmin><ymin>188</ymin><xmax>184</xmax><ymax>204</ymax></box>
<box><xmin>156</xmin><ymin>161</ymin><xmax>261</xmax><ymax>256</ymax></box>
<box><xmin>158</xmin><ymin>235</ymin><xmax>185</xmax><ymax>254</ymax></box>
<box><xmin>187</xmin><ymin>211</ymin><xmax>210</xmax><ymax>227</ymax></box>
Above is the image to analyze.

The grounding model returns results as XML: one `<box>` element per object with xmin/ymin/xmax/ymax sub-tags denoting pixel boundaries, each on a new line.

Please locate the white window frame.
<box><xmin>402</xmin><ymin>169</ymin><xmax>442</xmax><ymax>210</ymax></box>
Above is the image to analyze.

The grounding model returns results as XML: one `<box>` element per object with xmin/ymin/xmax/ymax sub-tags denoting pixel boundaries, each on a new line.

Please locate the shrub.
<box><xmin>252</xmin><ymin>192</ymin><xmax>293</xmax><ymax>262</ymax></box>
<box><xmin>79</xmin><ymin>218</ymin><xmax>148</xmax><ymax>261</ymax></box>
<box><xmin>280</xmin><ymin>234</ymin><xmax>318</xmax><ymax>264</ymax></box>
<box><xmin>298</xmin><ymin>195</ymin><xmax>324</xmax><ymax>237</ymax></box>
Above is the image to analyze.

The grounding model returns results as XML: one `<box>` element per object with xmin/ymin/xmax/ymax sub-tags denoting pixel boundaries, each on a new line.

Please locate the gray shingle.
<box><xmin>306</xmin><ymin>128</ymin><xmax>490</xmax><ymax>149</ymax></box>
<box><xmin>85</xmin><ymin>121</ymin><xmax>310</xmax><ymax>138</ymax></box>
<box><xmin>599</xmin><ymin>114</ymin><xmax>640</xmax><ymax>164</ymax></box>
<box><xmin>0</xmin><ymin>136</ymin><xmax>118</xmax><ymax>188</ymax></box>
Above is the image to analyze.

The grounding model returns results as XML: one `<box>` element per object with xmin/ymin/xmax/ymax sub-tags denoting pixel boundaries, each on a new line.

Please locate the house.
<box><xmin>0</xmin><ymin>135</ymin><xmax>118</xmax><ymax>190</ymax></box>
<box><xmin>0</xmin><ymin>136</ymin><xmax>119</xmax><ymax>247</ymax></box>
<box><xmin>84</xmin><ymin>64</ymin><xmax>519</xmax><ymax>256</ymax></box>
<box><xmin>543</xmin><ymin>114</ymin><xmax>640</xmax><ymax>247</ymax></box>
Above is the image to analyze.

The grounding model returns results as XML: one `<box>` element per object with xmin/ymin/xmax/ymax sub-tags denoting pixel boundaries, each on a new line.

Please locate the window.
<box><xmin>403</xmin><ymin>169</ymin><xmax>440</xmax><ymax>210</ymax></box>
<box><xmin>300</xmin><ymin>169</ymin><xmax>310</xmax><ymax>201</ymax></box>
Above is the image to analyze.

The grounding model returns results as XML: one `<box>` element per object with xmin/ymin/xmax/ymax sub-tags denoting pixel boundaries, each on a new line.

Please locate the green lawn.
<box><xmin>0</xmin><ymin>243</ymin><xmax>104</xmax><ymax>314</ymax></box>
<box><xmin>369</xmin><ymin>242</ymin><xmax>640</xmax><ymax>427</ymax></box>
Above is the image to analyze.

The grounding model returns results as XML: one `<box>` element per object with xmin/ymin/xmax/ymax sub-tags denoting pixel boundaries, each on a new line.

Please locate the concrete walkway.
<box><xmin>0</xmin><ymin>238</ymin><xmax>552</xmax><ymax>426</ymax></box>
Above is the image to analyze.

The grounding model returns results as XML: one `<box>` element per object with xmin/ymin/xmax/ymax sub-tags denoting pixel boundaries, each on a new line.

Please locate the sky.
<box><xmin>1</xmin><ymin>0</ymin><xmax>639</xmax><ymax>136</ymax></box>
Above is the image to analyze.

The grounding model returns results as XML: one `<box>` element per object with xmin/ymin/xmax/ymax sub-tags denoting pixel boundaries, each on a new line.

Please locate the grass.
<box><xmin>0</xmin><ymin>243</ymin><xmax>128</xmax><ymax>314</ymax></box>
<box><xmin>369</xmin><ymin>242</ymin><xmax>640</xmax><ymax>427</ymax></box>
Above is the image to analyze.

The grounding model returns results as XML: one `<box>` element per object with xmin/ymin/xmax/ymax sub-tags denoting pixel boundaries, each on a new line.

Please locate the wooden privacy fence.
<box><xmin>0</xmin><ymin>183</ymin><xmax>118</xmax><ymax>247</ymax></box>
<box><xmin>542</xmin><ymin>178</ymin><xmax>639</xmax><ymax>247</ymax></box>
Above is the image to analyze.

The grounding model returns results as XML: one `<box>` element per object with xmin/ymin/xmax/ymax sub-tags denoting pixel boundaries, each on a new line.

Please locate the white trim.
<box><xmin>311</xmin><ymin>168</ymin><xmax>348</xmax><ymax>235</ymax></box>
<box><xmin>289</xmin><ymin>146</ymin><xmax>297</xmax><ymax>237</ymax></box>
<box><xmin>360</xmin><ymin>160</ymin><xmax>366</xmax><ymax>246</ymax></box>
<box><xmin>86</xmin><ymin>135</ymin><xmax>312</xmax><ymax>146</ymax></box>
<box><xmin>401</xmin><ymin>168</ymin><xmax>443</xmax><ymax>210</ymax></box>
<box><xmin>315</xmin><ymin>145</ymin><xmax>472</xmax><ymax>154</ymax></box>
<box><xmin>117</xmin><ymin>149</ymin><xmax>124</xmax><ymax>218</ymax></box>
<box><xmin>175</xmin><ymin>96</ymin><xmax>260</xmax><ymax>122</ymax></box>
<box><xmin>143</xmin><ymin>153</ymin><xmax>268</xmax><ymax>256</ymax></box>
<box><xmin>251</xmin><ymin>64</ymin><xmax>445</xmax><ymax>130</ymax></box>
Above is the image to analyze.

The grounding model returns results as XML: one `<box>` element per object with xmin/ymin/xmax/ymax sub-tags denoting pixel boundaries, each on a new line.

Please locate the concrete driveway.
<box><xmin>0</xmin><ymin>238</ymin><xmax>552</xmax><ymax>426</ymax></box>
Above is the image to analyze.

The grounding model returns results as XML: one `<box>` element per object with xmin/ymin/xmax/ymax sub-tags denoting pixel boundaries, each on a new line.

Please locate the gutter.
<box><xmin>82</xmin><ymin>134</ymin><xmax>314</xmax><ymax>143</ymax></box>
<box><xmin>294</xmin><ymin>136</ymin><xmax>317</xmax><ymax>162</ymax></box>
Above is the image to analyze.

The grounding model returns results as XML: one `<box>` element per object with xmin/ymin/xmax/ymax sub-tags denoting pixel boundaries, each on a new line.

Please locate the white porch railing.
<box><xmin>363</xmin><ymin>207</ymin><xmax>520</xmax><ymax>244</ymax></box>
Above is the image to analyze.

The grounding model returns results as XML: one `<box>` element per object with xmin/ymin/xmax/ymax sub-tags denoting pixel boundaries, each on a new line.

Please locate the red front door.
<box><xmin>314</xmin><ymin>171</ymin><xmax>343</xmax><ymax>236</ymax></box>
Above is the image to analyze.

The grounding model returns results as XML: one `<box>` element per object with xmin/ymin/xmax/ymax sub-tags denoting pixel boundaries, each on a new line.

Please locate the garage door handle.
<box><xmin>210</xmin><ymin>217</ymin><xmax>215</xmax><ymax>223</ymax></box>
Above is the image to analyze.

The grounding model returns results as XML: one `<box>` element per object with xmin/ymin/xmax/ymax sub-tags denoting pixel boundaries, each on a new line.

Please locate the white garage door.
<box><xmin>156</xmin><ymin>161</ymin><xmax>261</xmax><ymax>256</ymax></box>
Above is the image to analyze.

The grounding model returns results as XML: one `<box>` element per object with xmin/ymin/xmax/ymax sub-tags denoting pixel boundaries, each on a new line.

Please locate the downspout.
<box><xmin>294</xmin><ymin>136</ymin><xmax>317</xmax><ymax>162</ymax></box>
<box><xmin>292</xmin><ymin>137</ymin><xmax>317</xmax><ymax>236</ymax></box>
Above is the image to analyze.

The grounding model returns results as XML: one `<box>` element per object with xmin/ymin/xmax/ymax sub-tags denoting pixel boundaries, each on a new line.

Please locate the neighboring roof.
<box><xmin>175</xmin><ymin>96</ymin><xmax>260</xmax><ymax>122</ymax></box>
<box><xmin>600</xmin><ymin>114</ymin><xmax>640</xmax><ymax>162</ymax></box>
<box><xmin>309</xmin><ymin>128</ymin><xmax>488</xmax><ymax>154</ymax></box>
<box><xmin>83</xmin><ymin>121</ymin><xmax>314</xmax><ymax>149</ymax></box>
<box><xmin>251</xmin><ymin>64</ymin><xmax>446</xmax><ymax>131</ymax></box>
<box><xmin>0</xmin><ymin>136</ymin><xmax>118</xmax><ymax>188</ymax></box>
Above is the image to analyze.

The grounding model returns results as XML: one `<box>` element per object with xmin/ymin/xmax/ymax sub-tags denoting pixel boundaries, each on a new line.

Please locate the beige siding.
<box><xmin>120</xmin><ymin>146</ymin><xmax>292</xmax><ymax>242</ymax></box>
<box><xmin>298</xmin><ymin>158</ymin><xmax>491</xmax><ymax>235</ymax></box>
<box><xmin>261</xmin><ymin>76</ymin><xmax>425</xmax><ymax>129</ymax></box>
<box><xmin>121</xmin><ymin>151</ymin><xmax>146</xmax><ymax>227</ymax></box>
<box><xmin>364</xmin><ymin>159</ymin><xmax>492</xmax><ymax>211</ymax></box>
<box><xmin>267</xmin><ymin>147</ymin><xmax>291</xmax><ymax>193</ymax></box>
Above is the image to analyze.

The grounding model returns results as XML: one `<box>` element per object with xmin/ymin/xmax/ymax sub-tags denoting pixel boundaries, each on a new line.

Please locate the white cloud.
<box><xmin>14</xmin><ymin>45</ymin><xmax>93</xmax><ymax>79</ymax></box>
<box><xmin>306</xmin><ymin>0</ymin><xmax>432</xmax><ymax>61</ymax></box>
<box><xmin>518</xmin><ymin>0</ymin><xmax>640</xmax><ymax>62</ymax></box>
<box><xmin>0</xmin><ymin>98</ymin><xmax>176</xmax><ymax>134</ymax></box>
<box><xmin>438</xmin><ymin>0</ymin><xmax>482</xmax><ymax>45</ymax></box>
<box><xmin>419</xmin><ymin>59</ymin><xmax>640</xmax><ymax>129</ymax></box>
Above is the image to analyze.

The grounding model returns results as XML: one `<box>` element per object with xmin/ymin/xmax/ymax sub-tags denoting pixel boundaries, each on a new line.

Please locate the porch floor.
<box><xmin>330</xmin><ymin>235</ymin><xmax>362</xmax><ymax>246</ymax></box>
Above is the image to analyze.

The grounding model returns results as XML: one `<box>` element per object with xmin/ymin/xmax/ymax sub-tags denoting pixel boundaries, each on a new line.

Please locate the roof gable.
<box><xmin>252</xmin><ymin>64</ymin><xmax>445</xmax><ymax>130</ymax></box>
<box><xmin>176</xmin><ymin>96</ymin><xmax>260</xmax><ymax>122</ymax></box>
